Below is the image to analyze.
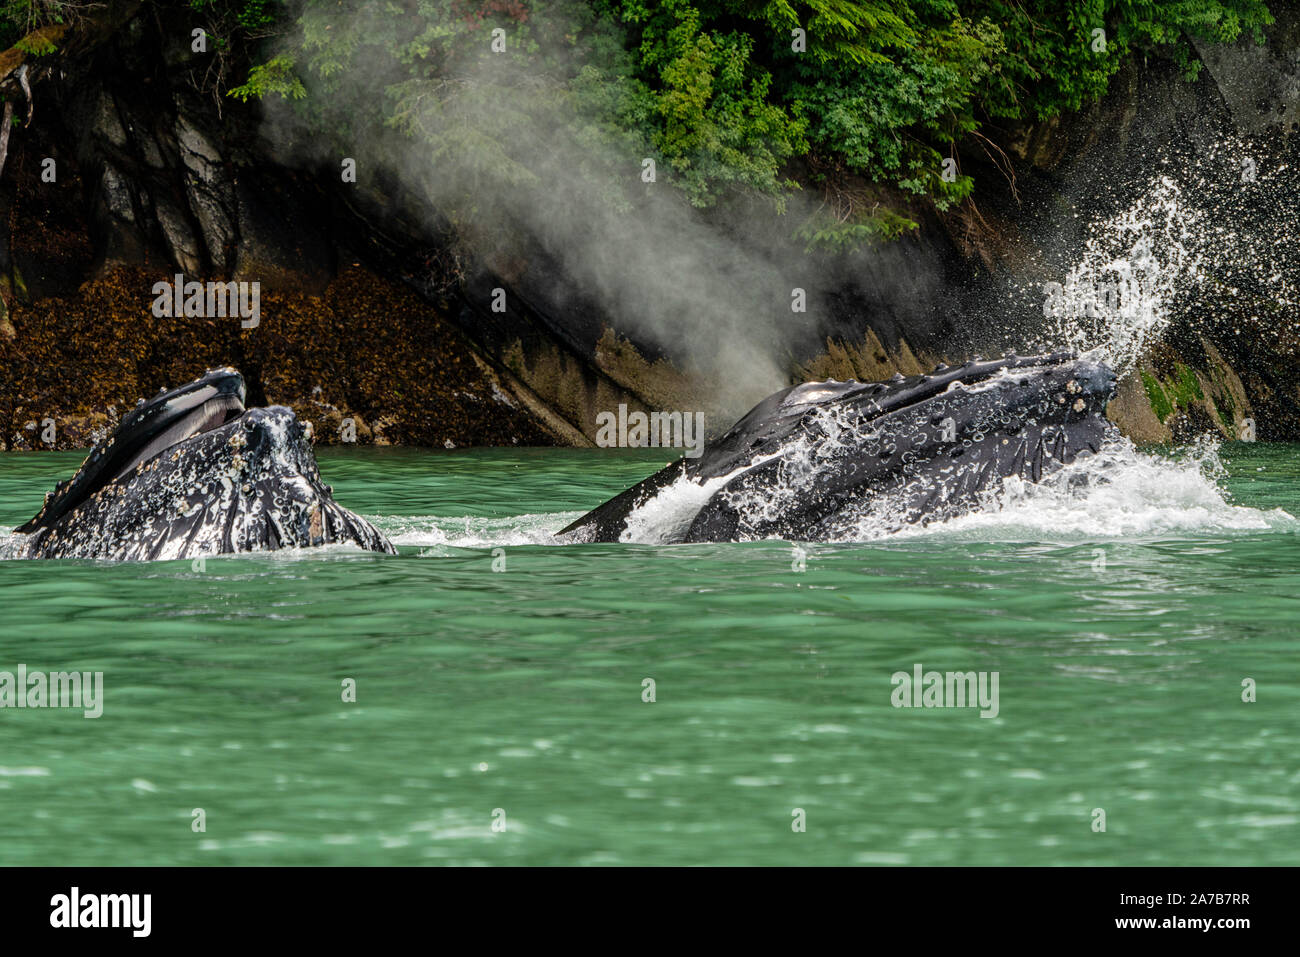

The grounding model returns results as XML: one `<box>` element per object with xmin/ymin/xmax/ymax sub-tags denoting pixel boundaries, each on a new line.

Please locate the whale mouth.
<box><xmin>107</xmin><ymin>391</ymin><xmax>245</xmax><ymax>482</ymax></box>
<box><xmin>14</xmin><ymin>368</ymin><xmax>247</xmax><ymax>534</ymax></box>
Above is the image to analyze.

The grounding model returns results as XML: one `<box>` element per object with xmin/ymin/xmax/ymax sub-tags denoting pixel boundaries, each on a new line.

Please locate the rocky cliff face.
<box><xmin>1</xmin><ymin>3</ymin><xmax>1297</xmax><ymax>450</ymax></box>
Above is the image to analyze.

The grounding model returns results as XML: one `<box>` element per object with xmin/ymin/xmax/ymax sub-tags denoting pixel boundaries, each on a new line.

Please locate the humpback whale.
<box><xmin>560</xmin><ymin>353</ymin><xmax>1119</xmax><ymax>543</ymax></box>
<box><xmin>9</xmin><ymin>368</ymin><xmax>394</xmax><ymax>560</ymax></box>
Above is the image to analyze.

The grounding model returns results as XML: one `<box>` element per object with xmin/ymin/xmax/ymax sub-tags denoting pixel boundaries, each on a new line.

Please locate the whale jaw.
<box><xmin>13</xmin><ymin>391</ymin><xmax>394</xmax><ymax>561</ymax></box>
<box><xmin>15</xmin><ymin>367</ymin><xmax>248</xmax><ymax>535</ymax></box>
<box><xmin>560</xmin><ymin>353</ymin><xmax>1119</xmax><ymax>544</ymax></box>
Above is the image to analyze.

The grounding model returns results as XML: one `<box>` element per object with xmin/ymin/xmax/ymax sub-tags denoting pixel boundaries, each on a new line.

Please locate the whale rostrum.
<box><xmin>559</xmin><ymin>352</ymin><xmax>1120</xmax><ymax>543</ymax></box>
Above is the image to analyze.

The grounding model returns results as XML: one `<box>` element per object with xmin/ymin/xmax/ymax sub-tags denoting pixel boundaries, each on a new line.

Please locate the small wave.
<box><xmin>380</xmin><ymin>513</ymin><xmax>581</xmax><ymax>551</ymax></box>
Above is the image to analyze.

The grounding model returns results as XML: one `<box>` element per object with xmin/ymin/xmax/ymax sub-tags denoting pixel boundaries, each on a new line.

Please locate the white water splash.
<box><xmin>1040</xmin><ymin>177</ymin><xmax>1202</xmax><ymax>376</ymax></box>
<box><xmin>823</xmin><ymin>436</ymin><xmax>1291</xmax><ymax>543</ymax></box>
<box><xmin>617</xmin><ymin>469</ymin><xmax>747</xmax><ymax>544</ymax></box>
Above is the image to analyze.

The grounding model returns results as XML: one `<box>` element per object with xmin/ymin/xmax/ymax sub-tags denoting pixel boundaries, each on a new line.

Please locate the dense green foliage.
<box><xmin>1</xmin><ymin>0</ymin><xmax>67</xmax><ymax>49</ymax></box>
<box><xmin>2</xmin><ymin>1</ymin><xmax>1279</xmax><ymax>245</ymax></box>
<box><xmin>225</xmin><ymin>0</ymin><xmax>1274</xmax><ymax>244</ymax></box>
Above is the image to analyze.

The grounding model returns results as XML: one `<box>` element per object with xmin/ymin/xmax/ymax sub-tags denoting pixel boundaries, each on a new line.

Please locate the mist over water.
<box><xmin>255</xmin><ymin>6</ymin><xmax>1300</xmax><ymax>442</ymax></box>
<box><xmin>255</xmin><ymin>1</ymin><xmax>959</xmax><ymax>416</ymax></box>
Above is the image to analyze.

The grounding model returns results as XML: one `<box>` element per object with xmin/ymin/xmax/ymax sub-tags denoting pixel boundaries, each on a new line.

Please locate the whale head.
<box><xmin>560</xmin><ymin>352</ymin><xmax>1121</xmax><ymax>543</ymax></box>
<box><xmin>12</xmin><ymin>369</ymin><xmax>394</xmax><ymax>560</ymax></box>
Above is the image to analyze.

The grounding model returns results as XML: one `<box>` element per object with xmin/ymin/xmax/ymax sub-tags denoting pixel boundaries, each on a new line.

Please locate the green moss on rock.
<box><xmin>1171</xmin><ymin>364</ymin><xmax>1204</xmax><ymax>405</ymax></box>
<box><xmin>1141</xmin><ymin>369</ymin><xmax>1174</xmax><ymax>421</ymax></box>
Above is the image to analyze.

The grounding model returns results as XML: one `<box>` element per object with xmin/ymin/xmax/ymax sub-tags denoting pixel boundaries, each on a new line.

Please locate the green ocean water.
<box><xmin>1</xmin><ymin>442</ymin><xmax>1298</xmax><ymax>865</ymax></box>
